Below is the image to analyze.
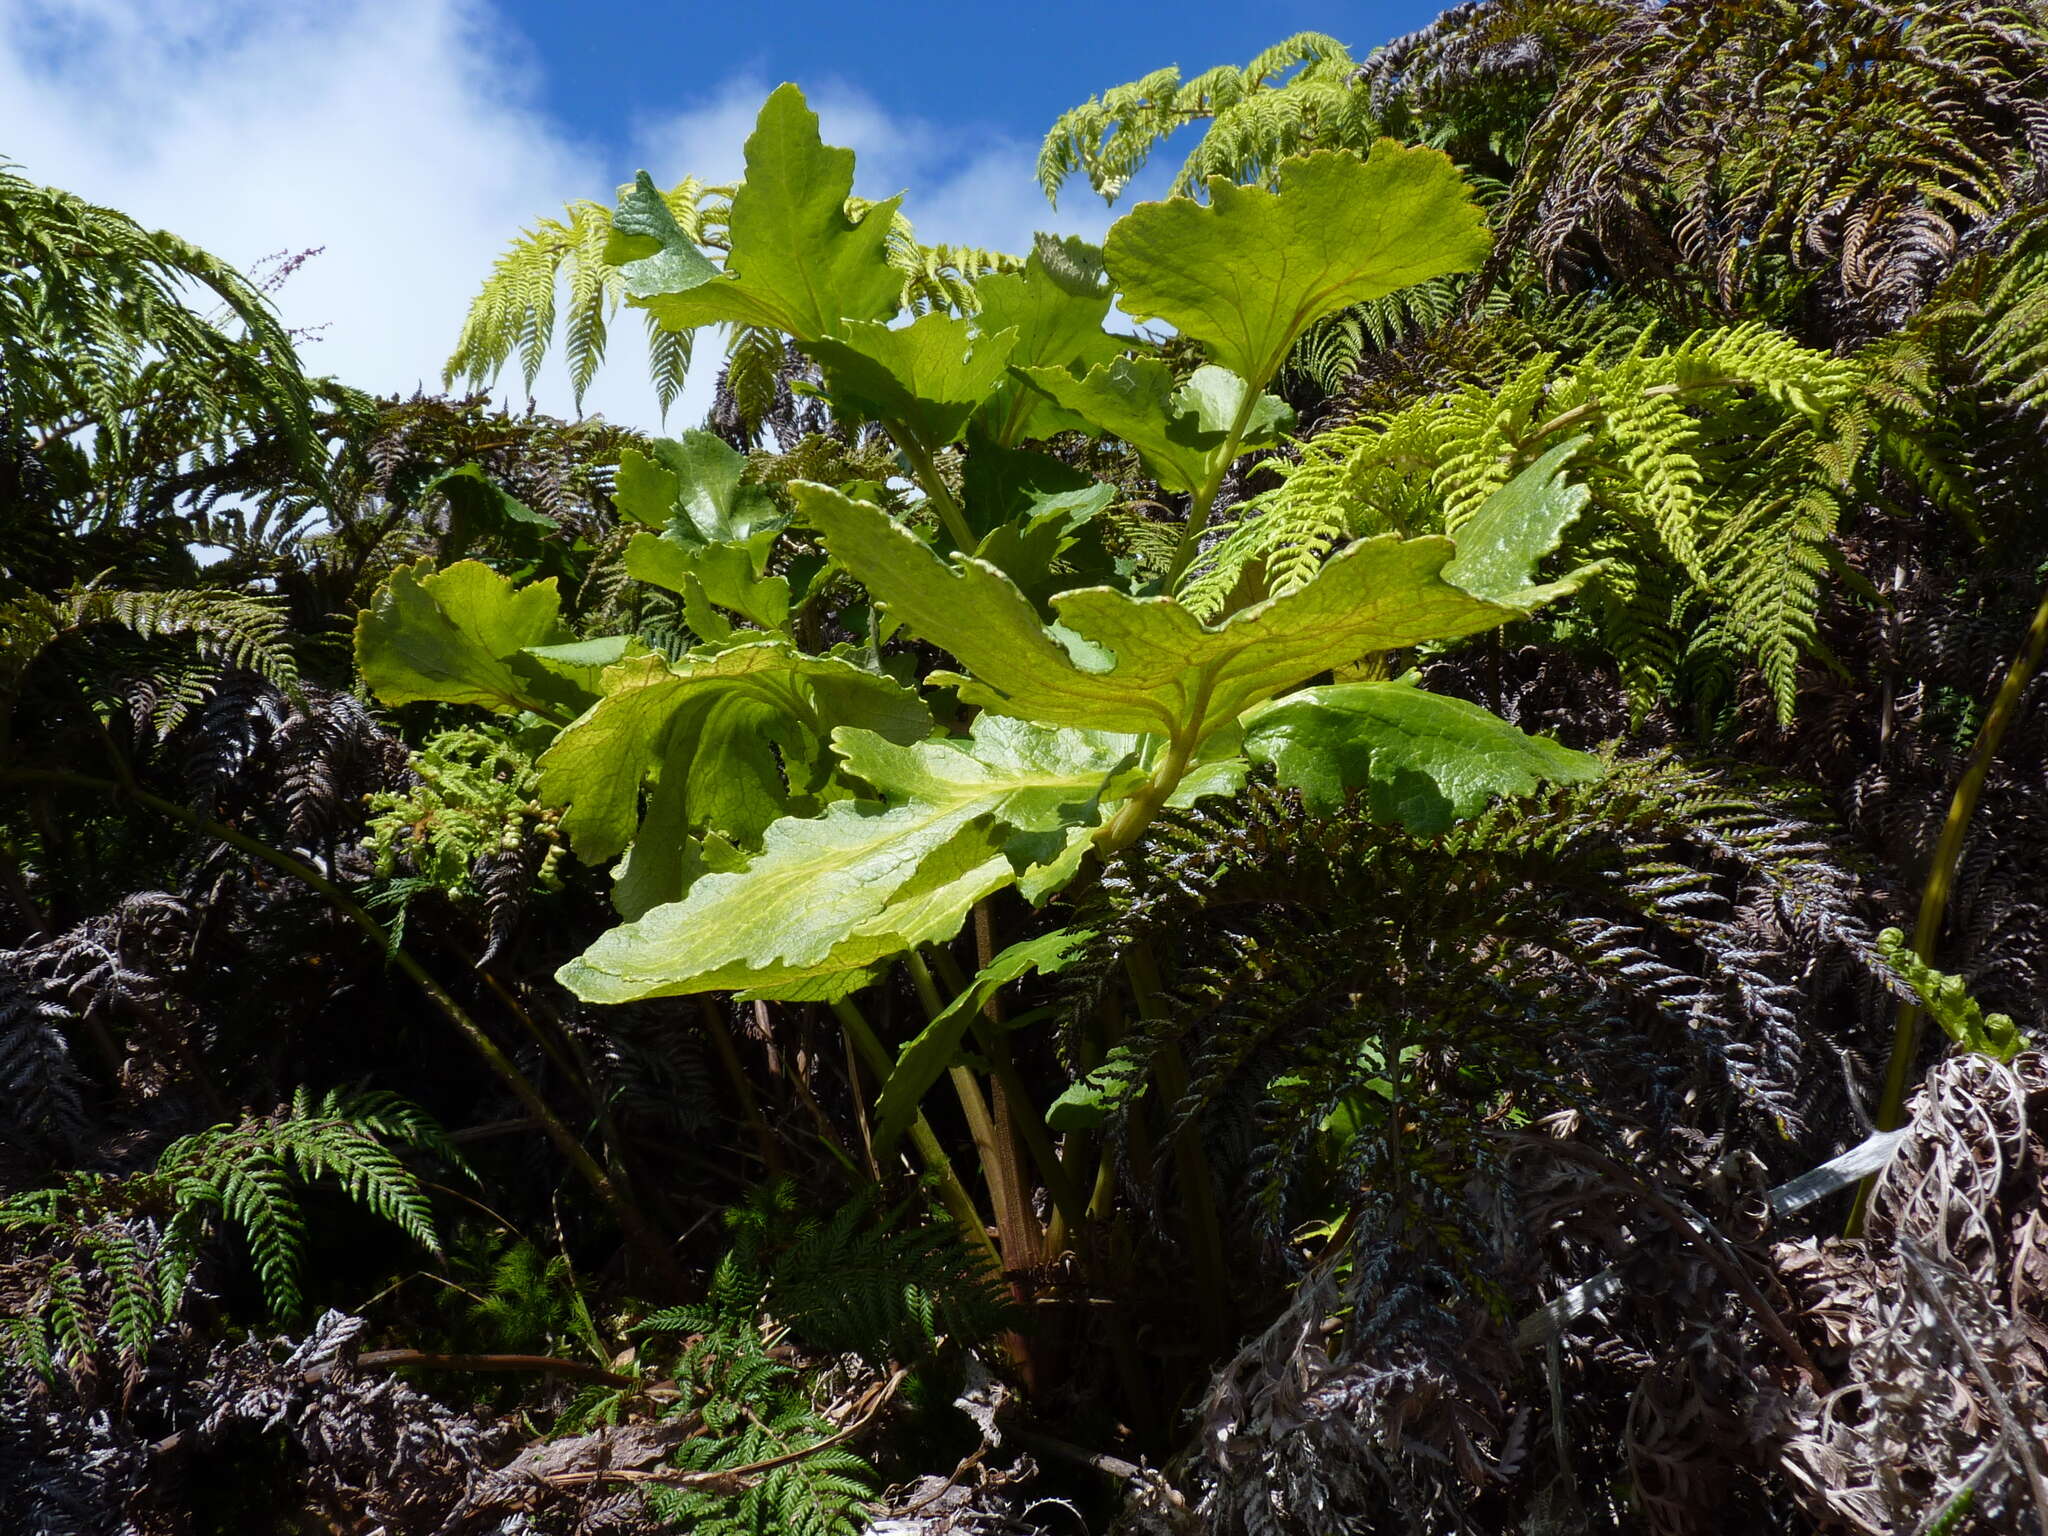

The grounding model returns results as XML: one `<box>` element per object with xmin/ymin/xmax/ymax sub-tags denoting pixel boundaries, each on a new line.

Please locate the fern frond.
<box><xmin>449</xmin><ymin>180</ymin><xmax>1018</xmax><ymax>422</ymax></box>
<box><xmin>1500</xmin><ymin>0</ymin><xmax>2048</xmax><ymax>333</ymax></box>
<box><xmin>1039</xmin><ymin>33</ymin><xmax>1370</xmax><ymax>205</ymax></box>
<box><xmin>1190</xmin><ymin>321</ymin><xmax>1886</xmax><ymax>721</ymax></box>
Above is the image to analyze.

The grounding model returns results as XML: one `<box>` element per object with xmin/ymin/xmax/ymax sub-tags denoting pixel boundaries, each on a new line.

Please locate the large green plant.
<box><xmin>356</xmin><ymin>85</ymin><xmax>1601</xmax><ymax>1325</ymax></box>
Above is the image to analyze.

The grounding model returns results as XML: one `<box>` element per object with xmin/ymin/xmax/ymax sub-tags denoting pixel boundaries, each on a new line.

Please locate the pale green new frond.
<box><xmin>1188</xmin><ymin>322</ymin><xmax>1883</xmax><ymax>721</ymax></box>
<box><xmin>1039</xmin><ymin>32</ymin><xmax>1372</xmax><ymax>205</ymax></box>
<box><xmin>445</xmin><ymin>184</ymin><xmax>714</xmax><ymax>412</ymax></box>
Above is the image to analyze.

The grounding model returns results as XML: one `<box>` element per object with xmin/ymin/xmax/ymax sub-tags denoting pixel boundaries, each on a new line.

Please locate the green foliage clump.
<box><xmin>2</xmin><ymin>1089</ymin><xmax>455</xmax><ymax>1373</ymax></box>
<box><xmin>609</xmin><ymin>1182</ymin><xmax>1003</xmax><ymax>1536</ymax></box>
<box><xmin>364</xmin><ymin>725</ymin><xmax>557</xmax><ymax>889</ymax></box>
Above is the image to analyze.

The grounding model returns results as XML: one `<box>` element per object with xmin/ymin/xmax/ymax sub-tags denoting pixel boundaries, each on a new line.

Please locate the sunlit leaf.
<box><xmin>1104</xmin><ymin>142</ymin><xmax>1490</xmax><ymax>387</ymax></box>
<box><xmin>1244</xmin><ymin>678</ymin><xmax>1601</xmax><ymax>833</ymax></box>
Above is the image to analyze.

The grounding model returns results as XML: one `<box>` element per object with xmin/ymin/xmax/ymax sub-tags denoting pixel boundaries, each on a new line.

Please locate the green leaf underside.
<box><xmin>633</xmin><ymin>84</ymin><xmax>902</xmax><ymax>341</ymax></box>
<box><xmin>1104</xmin><ymin>142</ymin><xmax>1492</xmax><ymax>386</ymax></box>
<box><xmin>872</xmin><ymin>927</ymin><xmax>1093</xmax><ymax>1155</ymax></box>
<box><xmin>538</xmin><ymin>643</ymin><xmax>930</xmax><ymax>863</ymax></box>
<box><xmin>1013</xmin><ymin>358</ymin><xmax>1290</xmax><ymax>495</ymax></box>
<box><xmin>354</xmin><ymin>559</ymin><xmax>575</xmax><ymax>717</ymax></box>
<box><xmin>1244</xmin><ymin>679</ymin><xmax>1602</xmax><ymax>833</ymax></box>
<box><xmin>1441</xmin><ymin>438</ymin><xmax>1596</xmax><ymax>608</ymax></box>
<box><xmin>793</xmin><ymin>481</ymin><xmax>1572</xmax><ymax>741</ymax></box>
<box><xmin>555</xmin><ymin>716</ymin><xmax>1140</xmax><ymax>1004</ymax></box>
<box><xmin>606</xmin><ymin>170</ymin><xmax>720</xmax><ymax>300</ymax></box>
<box><xmin>804</xmin><ymin>314</ymin><xmax>1019</xmax><ymax>447</ymax></box>
<box><xmin>625</xmin><ymin>535</ymin><xmax>791</xmax><ymax>632</ymax></box>
<box><xmin>973</xmin><ymin>252</ymin><xmax>1127</xmax><ymax>442</ymax></box>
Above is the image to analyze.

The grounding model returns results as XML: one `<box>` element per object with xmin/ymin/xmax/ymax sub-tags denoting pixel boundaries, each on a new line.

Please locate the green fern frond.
<box><xmin>1187</xmin><ymin>322</ymin><xmax>1884</xmax><ymax>721</ymax></box>
<box><xmin>1039</xmin><ymin>33</ymin><xmax>1370</xmax><ymax>205</ymax></box>
<box><xmin>448</xmin><ymin>181</ymin><xmax>1018</xmax><ymax>422</ymax></box>
<box><xmin>445</xmin><ymin>184</ymin><xmax>714</xmax><ymax>413</ymax></box>
<box><xmin>3</xmin><ymin>1088</ymin><xmax>453</xmax><ymax>1373</ymax></box>
<box><xmin>0</xmin><ymin>162</ymin><xmax>318</xmax><ymax>536</ymax></box>
<box><xmin>0</xmin><ymin>583</ymin><xmax>299</xmax><ymax>729</ymax></box>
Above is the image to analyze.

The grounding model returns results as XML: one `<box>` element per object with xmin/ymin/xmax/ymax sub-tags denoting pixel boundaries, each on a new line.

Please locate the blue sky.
<box><xmin>499</xmin><ymin>2</ymin><xmax>1441</xmax><ymax>193</ymax></box>
<box><xmin>0</xmin><ymin>0</ymin><xmax>1442</xmax><ymax>428</ymax></box>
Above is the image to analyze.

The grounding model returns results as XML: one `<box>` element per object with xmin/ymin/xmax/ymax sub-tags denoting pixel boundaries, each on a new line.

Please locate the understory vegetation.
<box><xmin>9</xmin><ymin>3</ymin><xmax>2048</xmax><ymax>1531</ymax></box>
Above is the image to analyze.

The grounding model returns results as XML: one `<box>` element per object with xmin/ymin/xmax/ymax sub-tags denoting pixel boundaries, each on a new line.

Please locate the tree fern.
<box><xmin>0</xmin><ymin>585</ymin><xmax>299</xmax><ymax>735</ymax></box>
<box><xmin>1187</xmin><ymin>322</ymin><xmax>1894</xmax><ymax>720</ymax></box>
<box><xmin>446</xmin><ymin>179</ymin><xmax>1020</xmax><ymax>421</ymax></box>
<box><xmin>0</xmin><ymin>163</ymin><xmax>320</xmax><ymax>542</ymax></box>
<box><xmin>444</xmin><ymin>185</ymin><xmax>716</xmax><ymax>417</ymax></box>
<box><xmin>1500</xmin><ymin>0</ymin><xmax>2048</xmax><ymax>334</ymax></box>
<box><xmin>1038</xmin><ymin>32</ymin><xmax>1373</xmax><ymax>205</ymax></box>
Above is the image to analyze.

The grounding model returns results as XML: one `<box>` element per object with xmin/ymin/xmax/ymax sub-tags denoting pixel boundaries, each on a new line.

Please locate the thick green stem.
<box><xmin>1163</xmin><ymin>386</ymin><xmax>1263</xmax><ymax>591</ymax></box>
<box><xmin>8</xmin><ymin>767</ymin><xmax>682</xmax><ymax>1288</ymax></box>
<box><xmin>933</xmin><ymin>937</ymin><xmax>1090</xmax><ymax>1241</ymax></box>
<box><xmin>892</xmin><ymin>429</ymin><xmax>977</xmax><ymax>553</ymax></box>
<box><xmin>1094</xmin><ymin>713</ymin><xmax>1205</xmax><ymax>861</ymax></box>
<box><xmin>830</xmin><ymin>996</ymin><xmax>1002</xmax><ymax>1281</ymax></box>
<box><xmin>1851</xmin><ymin>580</ymin><xmax>2048</xmax><ymax>1230</ymax></box>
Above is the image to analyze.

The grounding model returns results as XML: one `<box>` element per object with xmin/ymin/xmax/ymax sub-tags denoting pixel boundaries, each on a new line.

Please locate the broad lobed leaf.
<box><xmin>555</xmin><ymin>715</ymin><xmax>1140</xmax><ymax>1004</ymax></box>
<box><xmin>538</xmin><ymin>643</ymin><xmax>930</xmax><ymax>864</ymax></box>
<box><xmin>632</xmin><ymin>84</ymin><xmax>902</xmax><ymax>342</ymax></box>
<box><xmin>1244</xmin><ymin>678</ymin><xmax>1601</xmax><ymax>834</ymax></box>
<box><xmin>1104</xmin><ymin>141</ymin><xmax>1492</xmax><ymax>387</ymax></box>
<box><xmin>355</xmin><ymin>559</ymin><xmax>584</xmax><ymax>720</ymax></box>
<box><xmin>793</xmin><ymin>480</ymin><xmax>1589</xmax><ymax>743</ymax></box>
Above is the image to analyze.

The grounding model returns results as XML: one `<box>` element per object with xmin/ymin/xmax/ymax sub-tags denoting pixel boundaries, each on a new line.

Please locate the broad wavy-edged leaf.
<box><xmin>614</xmin><ymin>431</ymin><xmax>783</xmax><ymax>544</ymax></box>
<box><xmin>1104</xmin><ymin>141</ymin><xmax>1491</xmax><ymax>387</ymax></box>
<box><xmin>1442</xmin><ymin>437</ymin><xmax>1595</xmax><ymax>608</ymax></box>
<box><xmin>354</xmin><ymin>559</ymin><xmax>582</xmax><ymax>720</ymax></box>
<box><xmin>794</xmin><ymin>481</ymin><xmax>1590</xmax><ymax>742</ymax></box>
<box><xmin>1012</xmin><ymin>358</ymin><xmax>1290</xmax><ymax>494</ymax></box>
<box><xmin>538</xmin><ymin>643</ymin><xmax>929</xmax><ymax>862</ymax></box>
<box><xmin>1244</xmin><ymin>678</ymin><xmax>1602</xmax><ymax>833</ymax></box>
<box><xmin>973</xmin><ymin>250</ymin><xmax>1128</xmax><ymax>443</ymax></box>
<box><xmin>625</xmin><ymin>534</ymin><xmax>791</xmax><ymax>634</ymax></box>
<box><xmin>556</xmin><ymin>715</ymin><xmax>1138</xmax><ymax>1004</ymax></box>
<box><xmin>803</xmin><ymin>312</ymin><xmax>1018</xmax><ymax>447</ymax></box>
<box><xmin>873</xmin><ymin>927</ymin><xmax>1093</xmax><ymax>1155</ymax></box>
<box><xmin>633</xmin><ymin>84</ymin><xmax>902</xmax><ymax>341</ymax></box>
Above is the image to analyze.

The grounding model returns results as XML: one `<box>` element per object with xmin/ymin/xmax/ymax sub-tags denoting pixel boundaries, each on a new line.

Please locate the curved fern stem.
<box><xmin>1853</xmin><ymin>579</ymin><xmax>2048</xmax><ymax>1230</ymax></box>
<box><xmin>3</xmin><ymin>767</ymin><xmax>684</xmax><ymax>1291</ymax></box>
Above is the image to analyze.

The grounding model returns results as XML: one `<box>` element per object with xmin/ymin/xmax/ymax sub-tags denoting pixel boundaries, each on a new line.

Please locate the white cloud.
<box><xmin>0</xmin><ymin>0</ymin><xmax>679</xmax><ymax>426</ymax></box>
<box><xmin>0</xmin><ymin>6</ymin><xmax>1171</xmax><ymax>438</ymax></box>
